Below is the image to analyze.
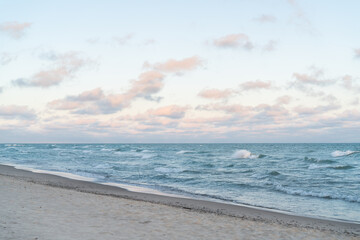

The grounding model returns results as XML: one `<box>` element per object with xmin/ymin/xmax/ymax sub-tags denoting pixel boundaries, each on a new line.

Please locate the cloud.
<box><xmin>144</xmin><ymin>39</ymin><xmax>156</xmax><ymax>45</ymax></box>
<box><xmin>113</xmin><ymin>34</ymin><xmax>134</xmax><ymax>45</ymax></box>
<box><xmin>292</xmin><ymin>67</ymin><xmax>335</xmax><ymax>86</ymax></box>
<box><xmin>86</xmin><ymin>38</ymin><xmax>100</xmax><ymax>44</ymax></box>
<box><xmin>286</xmin><ymin>0</ymin><xmax>315</xmax><ymax>34</ymax></box>
<box><xmin>293</xmin><ymin>104</ymin><xmax>340</xmax><ymax>115</ymax></box>
<box><xmin>341</xmin><ymin>75</ymin><xmax>360</xmax><ymax>91</ymax></box>
<box><xmin>0</xmin><ymin>52</ymin><xmax>16</xmax><ymax>65</ymax></box>
<box><xmin>263</xmin><ymin>40</ymin><xmax>277</xmax><ymax>52</ymax></box>
<box><xmin>71</xmin><ymin>87</ymin><xmax>105</xmax><ymax>101</ymax></box>
<box><xmin>0</xmin><ymin>105</ymin><xmax>36</xmax><ymax>120</ymax></box>
<box><xmin>254</xmin><ymin>104</ymin><xmax>290</xmax><ymax>121</ymax></box>
<box><xmin>276</xmin><ymin>95</ymin><xmax>292</xmax><ymax>105</ymax></box>
<box><xmin>254</xmin><ymin>14</ymin><xmax>277</xmax><ymax>23</ymax></box>
<box><xmin>240</xmin><ymin>80</ymin><xmax>272</xmax><ymax>90</ymax></box>
<box><xmin>49</xmin><ymin>71</ymin><xmax>165</xmax><ymax>114</ymax></box>
<box><xmin>123</xmin><ymin>70</ymin><xmax>165</xmax><ymax>100</ymax></box>
<box><xmin>354</xmin><ymin>49</ymin><xmax>360</xmax><ymax>58</ymax></box>
<box><xmin>12</xmin><ymin>52</ymin><xmax>91</xmax><ymax>88</ymax></box>
<box><xmin>197</xmin><ymin>103</ymin><xmax>253</xmax><ymax>117</ymax></box>
<box><xmin>198</xmin><ymin>88</ymin><xmax>233</xmax><ymax>99</ymax></box>
<box><xmin>213</xmin><ymin>33</ymin><xmax>254</xmax><ymax>50</ymax></box>
<box><xmin>149</xmin><ymin>105</ymin><xmax>188</xmax><ymax>119</ymax></box>
<box><xmin>0</xmin><ymin>87</ymin><xmax>3</xmax><ymax>94</ymax></box>
<box><xmin>0</xmin><ymin>21</ymin><xmax>32</xmax><ymax>39</ymax></box>
<box><xmin>144</xmin><ymin>56</ymin><xmax>203</xmax><ymax>74</ymax></box>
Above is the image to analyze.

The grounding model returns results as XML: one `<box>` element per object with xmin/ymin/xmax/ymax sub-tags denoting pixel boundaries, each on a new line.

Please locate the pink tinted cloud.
<box><xmin>198</xmin><ymin>88</ymin><xmax>233</xmax><ymax>99</ymax></box>
<box><xmin>49</xmin><ymin>71</ymin><xmax>165</xmax><ymax>114</ymax></box>
<box><xmin>12</xmin><ymin>52</ymin><xmax>91</xmax><ymax>88</ymax></box>
<box><xmin>48</xmin><ymin>88</ymin><xmax>105</xmax><ymax>111</ymax></box>
<box><xmin>76</xmin><ymin>88</ymin><xmax>105</xmax><ymax>101</ymax></box>
<box><xmin>197</xmin><ymin>103</ymin><xmax>253</xmax><ymax>117</ymax></box>
<box><xmin>354</xmin><ymin>49</ymin><xmax>360</xmax><ymax>58</ymax></box>
<box><xmin>213</xmin><ymin>33</ymin><xmax>253</xmax><ymax>50</ymax></box>
<box><xmin>0</xmin><ymin>105</ymin><xmax>36</xmax><ymax>119</ymax></box>
<box><xmin>292</xmin><ymin>67</ymin><xmax>334</xmax><ymax>86</ymax></box>
<box><xmin>240</xmin><ymin>80</ymin><xmax>272</xmax><ymax>90</ymax></box>
<box><xmin>149</xmin><ymin>105</ymin><xmax>188</xmax><ymax>119</ymax></box>
<box><xmin>48</xmin><ymin>100</ymin><xmax>82</xmax><ymax>110</ymax></box>
<box><xmin>0</xmin><ymin>21</ymin><xmax>32</xmax><ymax>39</ymax></box>
<box><xmin>144</xmin><ymin>56</ymin><xmax>203</xmax><ymax>74</ymax></box>
<box><xmin>276</xmin><ymin>95</ymin><xmax>292</xmax><ymax>105</ymax></box>
<box><xmin>127</xmin><ymin>71</ymin><xmax>164</xmax><ymax>98</ymax></box>
<box><xmin>340</xmin><ymin>75</ymin><xmax>360</xmax><ymax>92</ymax></box>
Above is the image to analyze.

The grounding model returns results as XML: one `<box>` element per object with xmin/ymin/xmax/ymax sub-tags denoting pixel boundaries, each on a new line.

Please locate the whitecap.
<box><xmin>232</xmin><ymin>149</ymin><xmax>258</xmax><ymax>159</ymax></box>
<box><xmin>141</xmin><ymin>153</ymin><xmax>156</xmax><ymax>159</ymax></box>
<box><xmin>100</xmin><ymin>148</ymin><xmax>112</xmax><ymax>151</ymax></box>
<box><xmin>141</xmin><ymin>150</ymin><xmax>153</xmax><ymax>153</ymax></box>
<box><xmin>176</xmin><ymin>150</ymin><xmax>194</xmax><ymax>155</ymax></box>
<box><xmin>331</xmin><ymin>150</ymin><xmax>358</xmax><ymax>157</ymax></box>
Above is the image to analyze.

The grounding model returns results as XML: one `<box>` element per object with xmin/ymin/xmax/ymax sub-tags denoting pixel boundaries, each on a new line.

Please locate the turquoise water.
<box><xmin>0</xmin><ymin>143</ymin><xmax>359</xmax><ymax>222</ymax></box>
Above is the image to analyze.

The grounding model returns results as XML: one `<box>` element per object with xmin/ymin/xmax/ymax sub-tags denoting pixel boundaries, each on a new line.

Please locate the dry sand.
<box><xmin>0</xmin><ymin>164</ymin><xmax>359</xmax><ymax>240</ymax></box>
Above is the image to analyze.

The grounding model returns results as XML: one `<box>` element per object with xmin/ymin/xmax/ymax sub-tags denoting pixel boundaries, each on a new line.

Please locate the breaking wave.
<box><xmin>331</xmin><ymin>150</ymin><xmax>359</xmax><ymax>157</ymax></box>
<box><xmin>308</xmin><ymin>164</ymin><xmax>354</xmax><ymax>170</ymax></box>
<box><xmin>232</xmin><ymin>149</ymin><xmax>259</xmax><ymax>159</ymax></box>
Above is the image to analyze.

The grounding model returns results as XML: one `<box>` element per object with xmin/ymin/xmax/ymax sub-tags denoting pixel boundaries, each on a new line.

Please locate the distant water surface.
<box><xmin>0</xmin><ymin>143</ymin><xmax>359</xmax><ymax>222</ymax></box>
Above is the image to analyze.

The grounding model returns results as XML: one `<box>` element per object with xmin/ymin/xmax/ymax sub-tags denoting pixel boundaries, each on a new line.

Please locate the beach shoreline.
<box><xmin>0</xmin><ymin>163</ymin><xmax>359</xmax><ymax>239</ymax></box>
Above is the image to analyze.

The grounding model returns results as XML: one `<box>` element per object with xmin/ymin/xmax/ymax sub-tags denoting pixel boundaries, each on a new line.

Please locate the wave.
<box><xmin>269</xmin><ymin>171</ymin><xmax>280</xmax><ymax>176</ymax></box>
<box><xmin>304</xmin><ymin>157</ymin><xmax>336</xmax><ymax>164</ymax></box>
<box><xmin>176</xmin><ymin>150</ymin><xmax>195</xmax><ymax>155</ymax></box>
<box><xmin>273</xmin><ymin>184</ymin><xmax>360</xmax><ymax>203</ymax></box>
<box><xmin>100</xmin><ymin>148</ymin><xmax>112</xmax><ymax>151</ymax></box>
<box><xmin>114</xmin><ymin>151</ymin><xmax>156</xmax><ymax>159</ymax></box>
<box><xmin>331</xmin><ymin>150</ymin><xmax>359</xmax><ymax>157</ymax></box>
<box><xmin>332</xmin><ymin>165</ymin><xmax>354</xmax><ymax>170</ymax></box>
<box><xmin>308</xmin><ymin>164</ymin><xmax>355</xmax><ymax>170</ymax></box>
<box><xmin>232</xmin><ymin>149</ymin><xmax>259</xmax><ymax>159</ymax></box>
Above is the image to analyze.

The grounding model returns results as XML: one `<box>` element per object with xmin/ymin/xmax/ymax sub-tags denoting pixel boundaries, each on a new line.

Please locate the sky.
<box><xmin>1</xmin><ymin>0</ymin><xmax>360</xmax><ymax>143</ymax></box>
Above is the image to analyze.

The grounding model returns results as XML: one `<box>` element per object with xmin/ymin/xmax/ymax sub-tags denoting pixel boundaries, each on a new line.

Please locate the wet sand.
<box><xmin>0</xmin><ymin>164</ymin><xmax>359</xmax><ymax>239</ymax></box>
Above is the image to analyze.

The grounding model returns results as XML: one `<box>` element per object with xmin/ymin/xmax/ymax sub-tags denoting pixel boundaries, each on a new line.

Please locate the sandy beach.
<box><xmin>0</xmin><ymin>164</ymin><xmax>359</xmax><ymax>240</ymax></box>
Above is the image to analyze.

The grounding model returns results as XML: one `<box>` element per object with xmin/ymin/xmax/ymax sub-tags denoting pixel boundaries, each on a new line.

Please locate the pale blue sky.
<box><xmin>1</xmin><ymin>0</ymin><xmax>360</xmax><ymax>142</ymax></box>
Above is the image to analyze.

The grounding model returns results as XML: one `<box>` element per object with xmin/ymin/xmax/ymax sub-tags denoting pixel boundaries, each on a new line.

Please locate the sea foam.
<box><xmin>331</xmin><ymin>150</ymin><xmax>358</xmax><ymax>157</ymax></box>
<box><xmin>232</xmin><ymin>149</ymin><xmax>258</xmax><ymax>159</ymax></box>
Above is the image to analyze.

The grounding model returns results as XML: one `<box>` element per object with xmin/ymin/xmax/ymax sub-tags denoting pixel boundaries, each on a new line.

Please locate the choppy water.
<box><xmin>0</xmin><ymin>143</ymin><xmax>359</xmax><ymax>222</ymax></box>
